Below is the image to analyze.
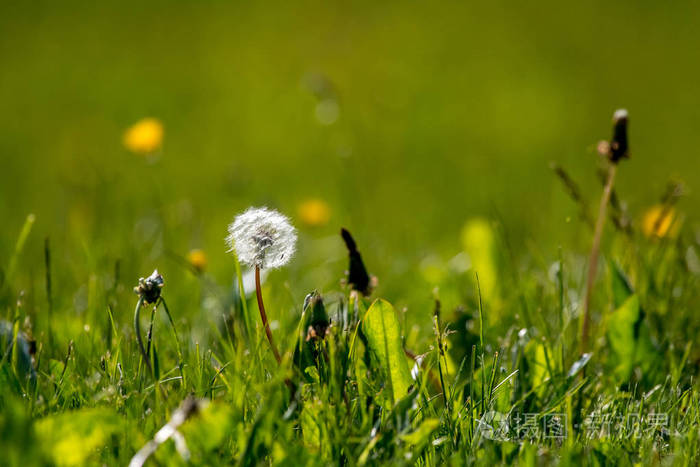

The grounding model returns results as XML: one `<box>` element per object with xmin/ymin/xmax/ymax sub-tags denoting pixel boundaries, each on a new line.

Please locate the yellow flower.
<box><xmin>297</xmin><ymin>199</ymin><xmax>331</xmax><ymax>227</ymax></box>
<box><xmin>187</xmin><ymin>249</ymin><xmax>207</xmax><ymax>272</ymax></box>
<box><xmin>123</xmin><ymin>118</ymin><xmax>163</xmax><ymax>154</ymax></box>
<box><xmin>641</xmin><ymin>205</ymin><xmax>679</xmax><ymax>238</ymax></box>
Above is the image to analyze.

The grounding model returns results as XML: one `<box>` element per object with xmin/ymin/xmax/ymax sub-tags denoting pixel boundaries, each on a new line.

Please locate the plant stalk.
<box><xmin>134</xmin><ymin>296</ymin><xmax>153</xmax><ymax>376</ymax></box>
<box><xmin>580</xmin><ymin>163</ymin><xmax>618</xmax><ymax>352</ymax></box>
<box><xmin>255</xmin><ymin>265</ymin><xmax>282</xmax><ymax>364</ymax></box>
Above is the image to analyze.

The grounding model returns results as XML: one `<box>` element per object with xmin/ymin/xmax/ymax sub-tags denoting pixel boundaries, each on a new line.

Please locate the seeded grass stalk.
<box><xmin>580</xmin><ymin>109</ymin><xmax>629</xmax><ymax>353</ymax></box>
<box><xmin>432</xmin><ymin>299</ymin><xmax>448</xmax><ymax>409</ymax></box>
<box><xmin>557</xmin><ymin>246</ymin><xmax>566</xmax><ymax>372</ymax></box>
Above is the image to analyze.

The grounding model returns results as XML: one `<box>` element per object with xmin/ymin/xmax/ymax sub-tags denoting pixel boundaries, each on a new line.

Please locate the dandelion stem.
<box><xmin>255</xmin><ymin>265</ymin><xmax>282</xmax><ymax>364</ymax></box>
<box><xmin>146</xmin><ymin>304</ymin><xmax>156</xmax><ymax>357</ymax></box>
<box><xmin>580</xmin><ymin>163</ymin><xmax>617</xmax><ymax>353</ymax></box>
<box><xmin>134</xmin><ymin>296</ymin><xmax>153</xmax><ymax>376</ymax></box>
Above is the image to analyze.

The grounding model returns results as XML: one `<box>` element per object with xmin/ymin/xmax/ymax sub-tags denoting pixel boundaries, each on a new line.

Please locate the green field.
<box><xmin>2</xmin><ymin>1</ymin><xmax>700</xmax><ymax>465</ymax></box>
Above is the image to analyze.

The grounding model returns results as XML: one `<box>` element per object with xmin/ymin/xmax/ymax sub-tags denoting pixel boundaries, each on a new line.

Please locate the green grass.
<box><xmin>2</xmin><ymin>1</ymin><xmax>700</xmax><ymax>465</ymax></box>
<box><xmin>1</xmin><ymin>179</ymin><xmax>700</xmax><ymax>465</ymax></box>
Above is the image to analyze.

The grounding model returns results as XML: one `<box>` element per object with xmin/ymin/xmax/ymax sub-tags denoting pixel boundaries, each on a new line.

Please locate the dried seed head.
<box><xmin>134</xmin><ymin>270</ymin><xmax>164</xmax><ymax>304</ymax></box>
<box><xmin>226</xmin><ymin>207</ymin><xmax>297</xmax><ymax>269</ymax></box>
<box><xmin>609</xmin><ymin>108</ymin><xmax>629</xmax><ymax>163</ymax></box>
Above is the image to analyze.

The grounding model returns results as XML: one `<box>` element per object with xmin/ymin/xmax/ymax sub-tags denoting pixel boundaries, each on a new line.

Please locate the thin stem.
<box><xmin>580</xmin><ymin>163</ymin><xmax>618</xmax><ymax>353</ymax></box>
<box><xmin>232</xmin><ymin>250</ymin><xmax>255</xmax><ymax>344</ymax></box>
<box><xmin>134</xmin><ymin>296</ymin><xmax>153</xmax><ymax>376</ymax></box>
<box><xmin>134</xmin><ymin>296</ymin><xmax>168</xmax><ymax>399</ymax></box>
<box><xmin>404</xmin><ymin>347</ymin><xmax>441</xmax><ymax>391</ymax></box>
<box><xmin>160</xmin><ymin>297</ymin><xmax>185</xmax><ymax>387</ymax></box>
<box><xmin>433</xmin><ymin>314</ymin><xmax>449</xmax><ymax>409</ymax></box>
<box><xmin>146</xmin><ymin>304</ymin><xmax>156</xmax><ymax>357</ymax></box>
<box><xmin>469</xmin><ymin>344</ymin><xmax>476</xmax><ymax>443</ymax></box>
<box><xmin>476</xmin><ymin>272</ymin><xmax>486</xmax><ymax>416</ymax></box>
<box><xmin>255</xmin><ymin>265</ymin><xmax>282</xmax><ymax>364</ymax></box>
<box><xmin>44</xmin><ymin>237</ymin><xmax>54</xmax><ymax>352</ymax></box>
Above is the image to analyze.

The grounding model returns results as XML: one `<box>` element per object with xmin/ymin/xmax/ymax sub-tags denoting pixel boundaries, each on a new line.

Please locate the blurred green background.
<box><xmin>1</xmin><ymin>0</ymin><xmax>698</xmax><ymax>318</ymax></box>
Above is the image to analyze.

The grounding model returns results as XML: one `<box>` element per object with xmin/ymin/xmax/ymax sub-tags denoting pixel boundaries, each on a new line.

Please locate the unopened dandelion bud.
<box><xmin>303</xmin><ymin>291</ymin><xmax>330</xmax><ymax>341</ymax></box>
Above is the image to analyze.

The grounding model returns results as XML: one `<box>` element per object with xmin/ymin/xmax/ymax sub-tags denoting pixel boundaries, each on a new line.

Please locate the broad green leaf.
<box><xmin>35</xmin><ymin>408</ymin><xmax>121</xmax><ymax>467</ymax></box>
<box><xmin>524</xmin><ymin>340</ymin><xmax>549</xmax><ymax>397</ymax></box>
<box><xmin>460</xmin><ymin>218</ymin><xmax>498</xmax><ymax>303</ymax></box>
<box><xmin>607</xmin><ymin>294</ymin><xmax>656</xmax><ymax>383</ymax></box>
<box><xmin>361</xmin><ymin>299</ymin><xmax>413</xmax><ymax>405</ymax></box>
<box><xmin>607</xmin><ymin>295</ymin><xmax>640</xmax><ymax>381</ymax></box>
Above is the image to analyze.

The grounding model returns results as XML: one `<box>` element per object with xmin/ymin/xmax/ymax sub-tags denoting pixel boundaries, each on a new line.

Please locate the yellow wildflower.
<box><xmin>123</xmin><ymin>118</ymin><xmax>163</xmax><ymax>154</ymax></box>
<box><xmin>187</xmin><ymin>249</ymin><xmax>207</xmax><ymax>272</ymax></box>
<box><xmin>641</xmin><ymin>205</ymin><xmax>679</xmax><ymax>238</ymax></box>
<box><xmin>297</xmin><ymin>199</ymin><xmax>331</xmax><ymax>227</ymax></box>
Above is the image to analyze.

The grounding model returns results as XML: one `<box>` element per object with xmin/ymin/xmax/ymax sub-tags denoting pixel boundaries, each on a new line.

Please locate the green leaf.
<box><xmin>360</xmin><ymin>299</ymin><xmax>413</xmax><ymax>406</ymax></box>
<box><xmin>400</xmin><ymin>418</ymin><xmax>440</xmax><ymax>446</ymax></box>
<box><xmin>300</xmin><ymin>400</ymin><xmax>322</xmax><ymax>453</ymax></box>
<box><xmin>35</xmin><ymin>408</ymin><xmax>121</xmax><ymax>467</ymax></box>
<box><xmin>180</xmin><ymin>401</ymin><xmax>234</xmax><ymax>452</ymax></box>
<box><xmin>607</xmin><ymin>295</ymin><xmax>640</xmax><ymax>381</ymax></box>
<box><xmin>524</xmin><ymin>340</ymin><xmax>549</xmax><ymax>397</ymax></box>
<box><xmin>607</xmin><ymin>294</ymin><xmax>656</xmax><ymax>383</ymax></box>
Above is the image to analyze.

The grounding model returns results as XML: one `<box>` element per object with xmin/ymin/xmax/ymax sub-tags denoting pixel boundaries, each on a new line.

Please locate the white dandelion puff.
<box><xmin>226</xmin><ymin>207</ymin><xmax>297</xmax><ymax>269</ymax></box>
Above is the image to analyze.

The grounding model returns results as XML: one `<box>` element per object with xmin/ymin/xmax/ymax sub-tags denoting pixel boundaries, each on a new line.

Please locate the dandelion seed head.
<box><xmin>613</xmin><ymin>108</ymin><xmax>628</xmax><ymax>122</ymax></box>
<box><xmin>227</xmin><ymin>207</ymin><xmax>297</xmax><ymax>269</ymax></box>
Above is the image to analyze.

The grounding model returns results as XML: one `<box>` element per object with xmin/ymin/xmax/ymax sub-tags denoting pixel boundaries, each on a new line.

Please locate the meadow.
<box><xmin>2</xmin><ymin>1</ymin><xmax>700</xmax><ymax>465</ymax></box>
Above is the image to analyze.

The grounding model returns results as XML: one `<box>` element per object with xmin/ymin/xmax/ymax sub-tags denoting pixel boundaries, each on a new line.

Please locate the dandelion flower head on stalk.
<box><xmin>123</xmin><ymin>117</ymin><xmax>164</xmax><ymax>154</ymax></box>
<box><xmin>227</xmin><ymin>207</ymin><xmax>297</xmax><ymax>269</ymax></box>
<box><xmin>642</xmin><ymin>204</ymin><xmax>680</xmax><ymax>238</ymax></box>
<box><xmin>297</xmin><ymin>198</ymin><xmax>331</xmax><ymax>227</ymax></box>
<box><xmin>187</xmin><ymin>249</ymin><xmax>207</xmax><ymax>272</ymax></box>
